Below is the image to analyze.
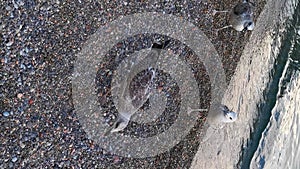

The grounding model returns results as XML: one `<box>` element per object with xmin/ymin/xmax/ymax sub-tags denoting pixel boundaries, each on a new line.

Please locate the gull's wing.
<box><xmin>110</xmin><ymin>40</ymin><xmax>170</xmax><ymax>133</ymax></box>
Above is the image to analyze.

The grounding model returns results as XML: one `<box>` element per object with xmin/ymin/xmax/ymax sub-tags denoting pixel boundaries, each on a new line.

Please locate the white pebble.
<box><xmin>5</xmin><ymin>6</ymin><xmax>12</xmax><ymax>11</ymax></box>
<box><xmin>20</xmin><ymin>142</ymin><xmax>25</xmax><ymax>148</ymax></box>
<box><xmin>12</xmin><ymin>157</ymin><xmax>17</xmax><ymax>162</ymax></box>
<box><xmin>3</xmin><ymin>111</ymin><xmax>10</xmax><ymax>117</ymax></box>
<box><xmin>6</xmin><ymin>41</ymin><xmax>13</xmax><ymax>47</ymax></box>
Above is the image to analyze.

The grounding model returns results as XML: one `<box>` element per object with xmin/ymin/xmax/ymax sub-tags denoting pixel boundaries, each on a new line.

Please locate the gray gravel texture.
<box><xmin>0</xmin><ymin>0</ymin><xmax>265</xmax><ymax>168</ymax></box>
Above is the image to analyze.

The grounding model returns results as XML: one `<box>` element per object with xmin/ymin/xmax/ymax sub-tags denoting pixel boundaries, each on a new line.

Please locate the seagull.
<box><xmin>106</xmin><ymin>40</ymin><xmax>171</xmax><ymax>134</ymax></box>
<box><xmin>187</xmin><ymin>104</ymin><xmax>237</xmax><ymax>123</ymax></box>
<box><xmin>213</xmin><ymin>0</ymin><xmax>255</xmax><ymax>31</ymax></box>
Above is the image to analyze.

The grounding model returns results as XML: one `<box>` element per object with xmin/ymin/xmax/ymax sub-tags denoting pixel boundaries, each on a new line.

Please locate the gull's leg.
<box><xmin>216</xmin><ymin>25</ymin><xmax>232</xmax><ymax>31</ymax></box>
<box><xmin>213</xmin><ymin>24</ymin><xmax>233</xmax><ymax>36</ymax></box>
<box><xmin>214</xmin><ymin>25</ymin><xmax>233</xmax><ymax>36</ymax></box>
<box><xmin>187</xmin><ymin>107</ymin><xmax>208</xmax><ymax>116</ymax></box>
<box><xmin>212</xmin><ymin>9</ymin><xmax>229</xmax><ymax>16</ymax></box>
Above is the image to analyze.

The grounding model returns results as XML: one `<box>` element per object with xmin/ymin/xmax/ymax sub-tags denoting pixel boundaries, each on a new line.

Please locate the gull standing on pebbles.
<box><xmin>213</xmin><ymin>0</ymin><xmax>255</xmax><ymax>31</ymax></box>
<box><xmin>106</xmin><ymin>40</ymin><xmax>170</xmax><ymax>134</ymax></box>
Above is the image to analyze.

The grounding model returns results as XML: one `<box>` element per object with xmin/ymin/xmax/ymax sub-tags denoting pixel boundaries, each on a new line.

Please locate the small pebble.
<box><xmin>17</xmin><ymin>93</ymin><xmax>23</xmax><ymax>99</ymax></box>
<box><xmin>18</xmin><ymin>0</ymin><xmax>25</xmax><ymax>6</ymax></box>
<box><xmin>113</xmin><ymin>156</ymin><xmax>120</xmax><ymax>163</ymax></box>
<box><xmin>3</xmin><ymin>111</ymin><xmax>10</xmax><ymax>117</ymax></box>
<box><xmin>6</xmin><ymin>41</ymin><xmax>14</xmax><ymax>47</ymax></box>
<box><xmin>12</xmin><ymin>157</ymin><xmax>18</xmax><ymax>162</ymax></box>
<box><xmin>13</xmin><ymin>1</ymin><xmax>19</xmax><ymax>9</ymax></box>
<box><xmin>20</xmin><ymin>49</ymin><xmax>26</xmax><ymax>56</ymax></box>
<box><xmin>20</xmin><ymin>142</ymin><xmax>26</xmax><ymax>149</ymax></box>
<box><xmin>29</xmin><ymin>99</ymin><xmax>34</xmax><ymax>105</ymax></box>
<box><xmin>20</xmin><ymin>64</ymin><xmax>26</xmax><ymax>69</ymax></box>
<box><xmin>5</xmin><ymin>6</ymin><xmax>12</xmax><ymax>11</ymax></box>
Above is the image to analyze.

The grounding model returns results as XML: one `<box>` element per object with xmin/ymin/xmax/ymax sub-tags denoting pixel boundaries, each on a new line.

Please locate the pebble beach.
<box><xmin>0</xmin><ymin>0</ymin><xmax>267</xmax><ymax>168</ymax></box>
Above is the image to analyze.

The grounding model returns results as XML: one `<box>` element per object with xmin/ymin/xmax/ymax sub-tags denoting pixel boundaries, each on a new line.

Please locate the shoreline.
<box><xmin>191</xmin><ymin>0</ymin><xmax>299</xmax><ymax>168</ymax></box>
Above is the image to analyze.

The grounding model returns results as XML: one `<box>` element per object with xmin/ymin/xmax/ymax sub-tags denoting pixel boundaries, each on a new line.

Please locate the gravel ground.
<box><xmin>0</xmin><ymin>0</ymin><xmax>265</xmax><ymax>168</ymax></box>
